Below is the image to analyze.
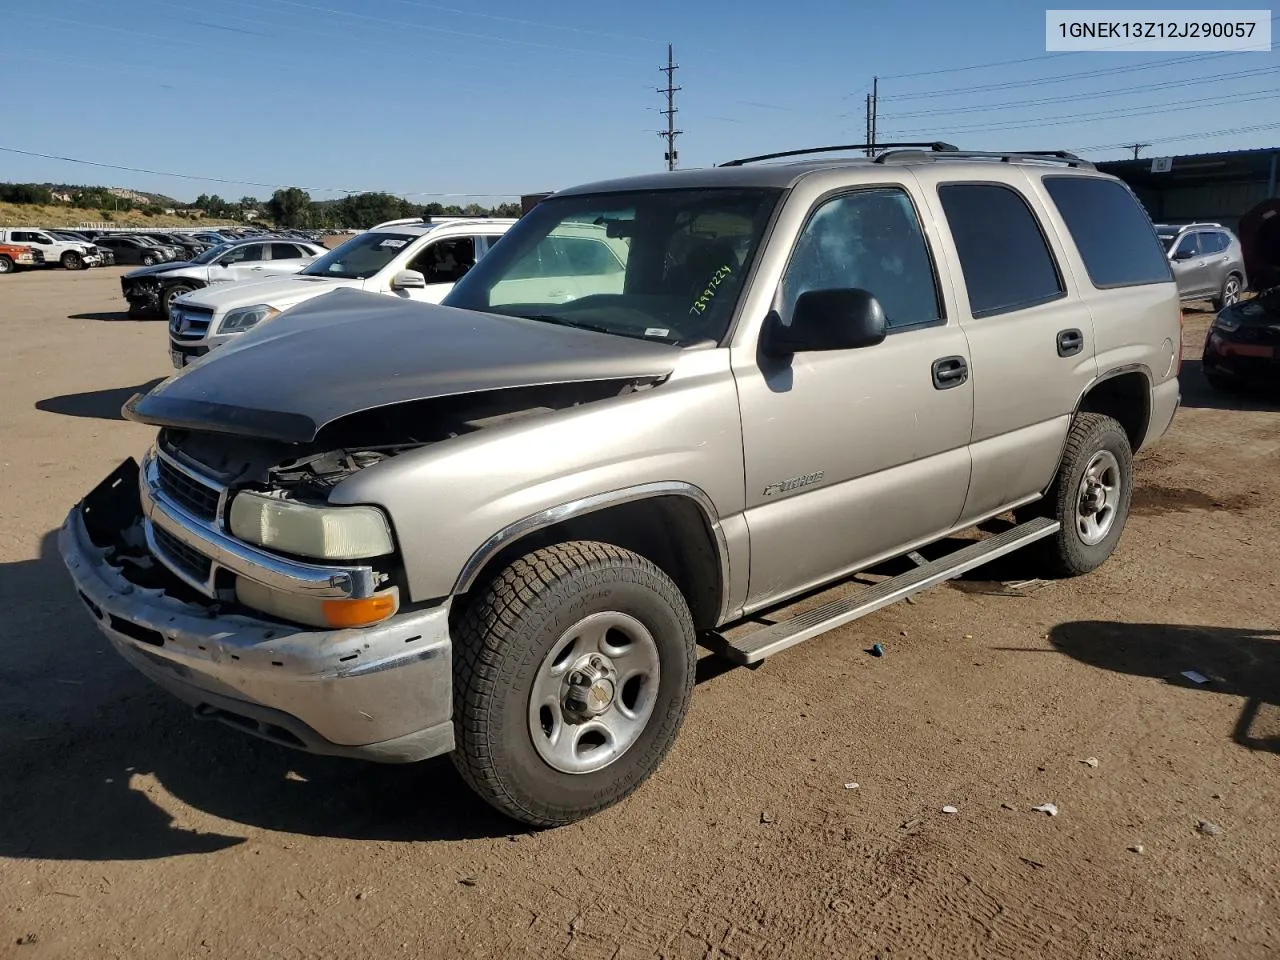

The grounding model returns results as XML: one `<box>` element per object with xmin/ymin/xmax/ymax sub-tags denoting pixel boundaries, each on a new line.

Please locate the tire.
<box><xmin>451</xmin><ymin>541</ymin><xmax>697</xmax><ymax>827</ymax></box>
<box><xmin>1211</xmin><ymin>273</ymin><xmax>1243</xmax><ymax>312</ymax></box>
<box><xmin>163</xmin><ymin>283</ymin><xmax>198</xmax><ymax>319</ymax></box>
<box><xmin>1023</xmin><ymin>413</ymin><xmax>1133</xmax><ymax>577</ymax></box>
<box><xmin>142</xmin><ymin>254</ymin><xmax>158</xmax><ymax>266</ymax></box>
<box><xmin>0</xmin><ymin>256</ymin><xmax>12</xmax><ymax>275</ymax></box>
<box><xmin>61</xmin><ymin>251</ymin><xmax>83</xmax><ymax>270</ymax></box>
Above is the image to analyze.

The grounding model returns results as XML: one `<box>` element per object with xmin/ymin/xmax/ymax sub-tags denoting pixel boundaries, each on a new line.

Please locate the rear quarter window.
<box><xmin>1041</xmin><ymin>176</ymin><xmax>1172</xmax><ymax>288</ymax></box>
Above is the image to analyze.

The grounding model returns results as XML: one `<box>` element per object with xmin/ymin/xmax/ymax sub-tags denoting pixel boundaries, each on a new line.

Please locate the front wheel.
<box><xmin>142</xmin><ymin>254</ymin><xmax>158</xmax><ymax>266</ymax></box>
<box><xmin>1022</xmin><ymin>413</ymin><xmax>1133</xmax><ymax>577</ymax></box>
<box><xmin>451</xmin><ymin>541</ymin><xmax>697</xmax><ymax>827</ymax></box>
<box><xmin>0</xmin><ymin>256</ymin><xmax>12</xmax><ymax>275</ymax></box>
<box><xmin>163</xmin><ymin>283</ymin><xmax>198</xmax><ymax>319</ymax></box>
<box><xmin>61</xmin><ymin>251</ymin><xmax>83</xmax><ymax>270</ymax></box>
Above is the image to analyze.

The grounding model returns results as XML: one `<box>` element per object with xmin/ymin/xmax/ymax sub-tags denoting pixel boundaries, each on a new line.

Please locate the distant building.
<box><xmin>50</xmin><ymin>191</ymin><xmax>72</xmax><ymax>203</ymax></box>
<box><xmin>1097</xmin><ymin>147</ymin><xmax>1280</xmax><ymax>231</ymax></box>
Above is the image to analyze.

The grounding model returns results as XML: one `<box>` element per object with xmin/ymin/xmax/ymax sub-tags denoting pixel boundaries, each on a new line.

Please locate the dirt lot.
<box><xmin>1</xmin><ymin>267</ymin><xmax>1277</xmax><ymax>960</ymax></box>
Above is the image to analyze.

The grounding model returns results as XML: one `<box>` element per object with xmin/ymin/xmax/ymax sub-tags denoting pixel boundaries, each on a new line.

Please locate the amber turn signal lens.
<box><xmin>321</xmin><ymin>594</ymin><xmax>398</xmax><ymax>628</ymax></box>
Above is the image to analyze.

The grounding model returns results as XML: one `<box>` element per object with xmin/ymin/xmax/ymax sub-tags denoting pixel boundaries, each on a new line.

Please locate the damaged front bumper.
<box><xmin>58</xmin><ymin>459</ymin><xmax>456</xmax><ymax>763</ymax></box>
<box><xmin>120</xmin><ymin>276</ymin><xmax>162</xmax><ymax>312</ymax></box>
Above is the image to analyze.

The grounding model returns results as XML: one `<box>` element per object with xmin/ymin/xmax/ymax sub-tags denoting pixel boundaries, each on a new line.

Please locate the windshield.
<box><xmin>443</xmin><ymin>188</ymin><xmax>781</xmax><ymax>344</ymax></box>
<box><xmin>301</xmin><ymin>231</ymin><xmax>416</xmax><ymax>279</ymax></box>
<box><xmin>191</xmin><ymin>242</ymin><xmax>237</xmax><ymax>264</ymax></box>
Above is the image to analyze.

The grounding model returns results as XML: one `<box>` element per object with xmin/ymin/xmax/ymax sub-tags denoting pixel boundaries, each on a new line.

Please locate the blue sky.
<box><xmin>1</xmin><ymin>0</ymin><xmax>1277</xmax><ymax>203</ymax></box>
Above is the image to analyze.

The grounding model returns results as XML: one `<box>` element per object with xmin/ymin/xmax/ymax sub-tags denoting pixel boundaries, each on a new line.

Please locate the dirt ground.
<box><xmin>1</xmin><ymin>267</ymin><xmax>1277</xmax><ymax>960</ymax></box>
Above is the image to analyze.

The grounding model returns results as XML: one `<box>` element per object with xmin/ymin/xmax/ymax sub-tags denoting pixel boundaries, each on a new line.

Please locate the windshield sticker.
<box><xmin>377</xmin><ymin>238</ymin><xmax>408</xmax><ymax>249</ymax></box>
<box><xmin>689</xmin><ymin>264</ymin><xmax>734</xmax><ymax>317</ymax></box>
<box><xmin>644</xmin><ymin>327</ymin><xmax>670</xmax><ymax>338</ymax></box>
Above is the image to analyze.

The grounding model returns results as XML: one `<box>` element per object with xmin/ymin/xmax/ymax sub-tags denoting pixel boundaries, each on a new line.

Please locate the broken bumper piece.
<box><xmin>57</xmin><ymin>460</ymin><xmax>455</xmax><ymax>763</ymax></box>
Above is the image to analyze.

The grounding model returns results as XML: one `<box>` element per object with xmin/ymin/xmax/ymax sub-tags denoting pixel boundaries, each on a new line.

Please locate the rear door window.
<box><xmin>1041</xmin><ymin>176</ymin><xmax>1173</xmax><ymax>287</ymax></box>
<box><xmin>937</xmin><ymin>183</ymin><xmax>1064</xmax><ymax>318</ymax></box>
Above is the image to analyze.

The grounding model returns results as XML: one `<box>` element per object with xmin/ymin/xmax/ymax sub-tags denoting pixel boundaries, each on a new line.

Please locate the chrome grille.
<box><xmin>152</xmin><ymin>525</ymin><xmax>214</xmax><ymax>582</ymax></box>
<box><xmin>169</xmin><ymin>305</ymin><xmax>214</xmax><ymax>340</ymax></box>
<box><xmin>157</xmin><ymin>456</ymin><xmax>220</xmax><ymax>521</ymax></box>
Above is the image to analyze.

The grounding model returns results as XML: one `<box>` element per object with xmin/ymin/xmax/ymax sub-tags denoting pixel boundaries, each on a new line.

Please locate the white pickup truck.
<box><xmin>167</xmin><ymin>217</ymin><xmax>518</xmax><ymax>368</ymax></box>
<box><xmin>0</xmin><ymin>228</ymin><xmax>101</xmax><ymax>270</ymax></box>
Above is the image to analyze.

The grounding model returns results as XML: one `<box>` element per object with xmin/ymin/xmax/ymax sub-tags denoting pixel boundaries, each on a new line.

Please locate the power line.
<box><xmin>881</xmin><ymin>88</ymin><xmax>1280</xmax><ymax>138</ymax></box>
<box><xmin>878</xmin><ymin>65</ymin><xmax>1278</xmax><ymax>119</ymax></box>
<box><xmin>658</xmin><ymin>44</ymin><xmax>682</xmax><ymax>171</ymax></box>
<box><xmin>879</xmin><ymin>50</ymin><xmax>1241</xmax><ymax>101</ymax></box>
<box><xmin>878</xmin><ymin>16</ymin><xmax>1278</xmax><ymax>82</ymax></box>
<box><xmin>1074</xmin><ymin>120</ymin><xmax>1280</xmax><ymax>153</ymax></box>
<box><xmin>0</xmin><ymin>145</ymin><xmax>518</xmax><ymax>198</ymax></box>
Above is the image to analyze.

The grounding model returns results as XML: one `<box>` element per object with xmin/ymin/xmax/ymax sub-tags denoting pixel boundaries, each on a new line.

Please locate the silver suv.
<box><xmin>59</xmin><ymin>144</ymin><xmax>1182</xmax><ymax>827</ymax></box>
<box><xmin>1155</xmin><ymin>222</ymin><xmax>1247</xmax><ymax>309</ymax></box>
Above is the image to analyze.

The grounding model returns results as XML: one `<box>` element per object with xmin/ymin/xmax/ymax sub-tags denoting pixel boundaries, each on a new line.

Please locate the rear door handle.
<box><xmin>1057</xmin><ymin>328</ymin><xmax>1084</xmax><ymax>357</ymax></box>
<box><xmin>932</xmin><ymin>355</ymin><xmax>968</xmax><ymax>390</ymax></box>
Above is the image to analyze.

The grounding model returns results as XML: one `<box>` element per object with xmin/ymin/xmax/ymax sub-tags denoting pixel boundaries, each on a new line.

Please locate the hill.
<box><xmin>0</xmin><ymin>202</ymin><xmax>237</xmax><ymax>229</ymax></box>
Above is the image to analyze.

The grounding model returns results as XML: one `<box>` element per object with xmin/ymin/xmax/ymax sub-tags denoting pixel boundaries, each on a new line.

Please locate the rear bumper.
<box><xmin>1204</xmin><ymin>332</ymin><xmax>1280</xmax><ymax>382</ymax></box>
<box><xmin>58</xmin><ymin>484</ymin><xmax>456</xmax><ymax>764</ymax></box>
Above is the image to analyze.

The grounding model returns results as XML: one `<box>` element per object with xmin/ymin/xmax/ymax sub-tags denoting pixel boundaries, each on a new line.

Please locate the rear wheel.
<box><xmin>1212</xmin><ymin>274</ymin><xmax>1242</xmax><ymax>311</ymax></box>
<box><xmin>60</xmin><ymin>251</ymin><xmax>83</xmax><ymax>270</ymax></box>
<box><xmin>1021</xmin><ymin>413</ymin><xmax>1133</xmax><ymax>577</ymax></box>
<box><xmin>0</xmin><ymin>256</ymin><xmax>12</xmax><ymax>275</ymax></box>
<box><xmin>451</xmin><ymin>541</ymin><xmax>697</xmax><ymax>827</ymax></box>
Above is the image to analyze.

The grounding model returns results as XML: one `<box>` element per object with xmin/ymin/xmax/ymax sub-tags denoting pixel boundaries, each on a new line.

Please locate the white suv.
<box><xmin>0</xmin><ymin>228</ymin><xmax>101</xmax><ymax>270</ymax></box>
<box><xmin>167</xmin><ymin>218</ymin><xmax>516</xmax><ymax>368</ymax></box>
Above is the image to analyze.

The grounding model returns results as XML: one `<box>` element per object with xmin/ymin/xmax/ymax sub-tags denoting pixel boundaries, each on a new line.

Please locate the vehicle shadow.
<box><xmin>1047</xmin><ymin>620</ymin><xmax>1280</xmax><ymax>754</ymax></box>
<box><xmin>0</xmin><ymin>530</ymin><xmax>521</xmax><ymax>863</ymax></box>
<box><xmin>1178</xmin><ymin>359</ymin><xmax>1280</xmax><ymax>412</ymax></box>
<box><xmin>34</xmin><ymin>379</ymin><xmax>164</xmax><ymax>422</ymax></box>
<box><xmin>68</xmin><ymin>311</ymin><xmax>141</xmax><ymax>322</ymax></box>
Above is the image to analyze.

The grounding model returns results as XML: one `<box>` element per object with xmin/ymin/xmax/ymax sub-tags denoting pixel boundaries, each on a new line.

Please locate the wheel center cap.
<box><xmin>564</xmin><ymin>657</ymin><xmax>616</xmax><ymax>719</ymax></box>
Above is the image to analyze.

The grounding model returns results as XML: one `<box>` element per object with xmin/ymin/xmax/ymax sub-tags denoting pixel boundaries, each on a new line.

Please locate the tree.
<box><xmin>266</xmin><ymin>187</ymin><xmax>312</xmax><ymax>228</ymax></box>
<box><xmin>0</xmin><ymin>183</ymin><xmax>53</xmax><ymax>204</ymax></box>
<box><xmin>332</xmin><ymin>192</ymin><xmax>417</xmax><ymax>229</ymax></box>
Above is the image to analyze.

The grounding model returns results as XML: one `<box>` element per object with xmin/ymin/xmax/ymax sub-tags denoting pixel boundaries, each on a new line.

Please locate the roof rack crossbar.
<box><xmin>874</xmin><ymin>149</ymin><xmax>1094</xmax><ymax>169</ymax></box>
<box><xmin>719</xmin><ymin>141</ymin><xmax>959</xmax><ymax>167</ymax></box>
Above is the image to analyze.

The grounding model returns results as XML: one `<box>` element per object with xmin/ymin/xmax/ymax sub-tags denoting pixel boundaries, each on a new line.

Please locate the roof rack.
<box><xmin>718</xmin><ymin>142</ymin><xmax>959</xmax><ymax>167</ymax></box>
<box><xmin>874</xmin><ymin>148</ymin><xmax>1094</xmax><ymax>169</ymax></box>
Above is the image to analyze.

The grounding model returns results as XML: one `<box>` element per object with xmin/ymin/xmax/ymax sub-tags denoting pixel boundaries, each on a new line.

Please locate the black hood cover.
<box><xmin>124</xmin><ymin>288</ymin><xmax>680</xmax><ymax>443</ymax></box>
<box><xmin>124</xmin><ymin>260</ymin><xmax>194</xmax><ymax>278</ymax></box>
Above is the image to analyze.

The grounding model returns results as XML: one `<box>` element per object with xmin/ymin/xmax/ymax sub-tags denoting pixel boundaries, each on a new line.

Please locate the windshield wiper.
<box><xmin>516</xmin><ymin>313</ymin><xmax>618</xmax><ymax>337</ymax></box>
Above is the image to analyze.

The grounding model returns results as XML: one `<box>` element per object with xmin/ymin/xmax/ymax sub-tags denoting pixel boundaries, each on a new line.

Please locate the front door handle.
<box><xmin>932</xmin><ymin>355</ymin><xmax>968</xmax><ymax>390</ymax></box>
<box><xmin>1057</xmin><ymin>328</ymin><xmax>1084</xmax><ymax>357</ymax></box>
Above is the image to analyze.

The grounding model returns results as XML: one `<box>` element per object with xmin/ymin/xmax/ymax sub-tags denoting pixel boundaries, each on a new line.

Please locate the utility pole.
<box><xmin>865</xmin><ymin>93</ymin><xmax>873</xmax><ymax>156</ymax></box>
<box><xmin>658</xmin><ymin>43</ymin><xmax>682</xmax><ymax>171</ymax></box>
<box><xmin>1127</xmin><ymin>142</ymin><xmax>1151</xmax><ymax>159</ymax></box>
<box><xmin>870</xmin><ymin>76</ymin><xmax>878</xmax><ymax>154</ymax></box>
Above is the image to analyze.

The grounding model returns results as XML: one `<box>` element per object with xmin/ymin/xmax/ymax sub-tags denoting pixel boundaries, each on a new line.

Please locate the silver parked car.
<box><xmin>1155</xmin><ymin>222</ymin><xmax>1247</xmax><ymax>309</ymax></box>
<box><xmin>60</xmin><ymin>144</ymin><xmax>1181</xmax><ymax>827</ymax></box>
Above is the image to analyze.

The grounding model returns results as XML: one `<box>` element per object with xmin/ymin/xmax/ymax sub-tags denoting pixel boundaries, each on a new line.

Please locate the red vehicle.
<box><xmin>0</xmin><ymin>242</ymin><xmax>44</xmax><ymax>274</ymax></box>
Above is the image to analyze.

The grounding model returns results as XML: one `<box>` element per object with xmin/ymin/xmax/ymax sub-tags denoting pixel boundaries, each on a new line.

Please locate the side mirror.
<box><xmin>1171</xmin><ymin>247</ymin><xmax>1194</xmax><ymax>261</ymax></box>
<box><xmin>763</xmin><ymin>288</ymin><xmax>888</xmax><ymax>357</ymax></box>
<box><xmin>391</xmin><ymin>269</ymin><xmax>427</xmax><ymax>291</ymax></box>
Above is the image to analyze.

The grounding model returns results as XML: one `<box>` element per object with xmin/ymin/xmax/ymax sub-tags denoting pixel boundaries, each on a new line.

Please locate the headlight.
<box><xmin>1213</xmin><ymin>313</ymin><xmax>1241</xmax><ymax>333</ymax></box>
<box><xmin>219</xmin><ymin>304</ymin><xmax>280</xmax><ymax>333</ymax></box>
<box><xmin>229</xmin><ymin>491</ymin><xmax>394</xmax><ymax>560</ymax></box>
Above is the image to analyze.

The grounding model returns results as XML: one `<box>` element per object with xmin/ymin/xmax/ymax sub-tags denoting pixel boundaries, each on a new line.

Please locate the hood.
<box><xmin>179</xmin><ymin>273</ymin><xmax>361</xmax><ymax>312</ymax></box>
<box><xmin>1239</xmin><ymin>198</ymin><xmax>1280</xmax><ymax>293</ymax></box>
<box><xmin>1217</xmin><ymin>293</ymin><xmax>1280</xmax><ymax>329</ymax></box>
<box><xmin>124</xmin><ymin>288</ymin><xmax>680</xmax><ymax>444</ymax></box>
<box><xmin>124</xmin><ymin>259</ymin><xmax>195</xmax><ymax>278</ymax></box>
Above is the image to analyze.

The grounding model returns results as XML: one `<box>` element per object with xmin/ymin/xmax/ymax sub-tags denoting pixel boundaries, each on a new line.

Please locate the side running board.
<box><xmin>711</xmin><ymin>517</ymin><xmax>1060</xmax><ymax>665</ymax></box>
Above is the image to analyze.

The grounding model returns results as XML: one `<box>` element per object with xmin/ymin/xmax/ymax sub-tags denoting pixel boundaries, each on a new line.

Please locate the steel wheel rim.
<box><xmin>1224</xmin><ymin>277</ymin><xmax>1240</xmax><ymax>306</ymax></box>
<box><xmin>528</xmin><ymin>611</ymin><xmax>661</xmax><ymax>775</ymax></box>
<box><xmin>1076</xmin><ymin>450</ymin><xmax>1121</xmax><ymax>546</ymax></box>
